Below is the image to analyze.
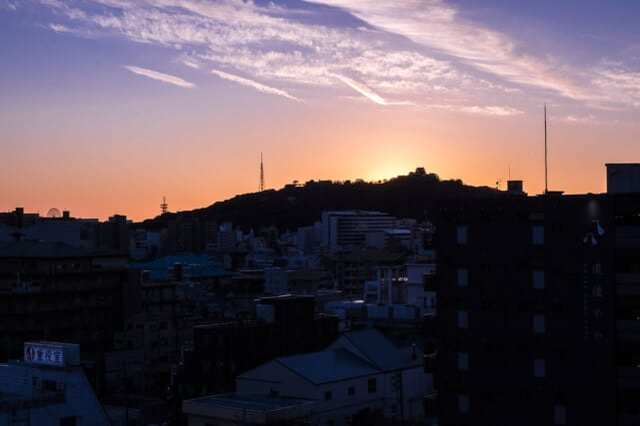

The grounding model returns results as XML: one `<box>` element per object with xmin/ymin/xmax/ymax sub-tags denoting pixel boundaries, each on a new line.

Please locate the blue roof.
<box><xmin>131</xmin><ymin>254</ymin><xmax>227</xmax><ymax>280</ymax></box>
<box><xmin>276</xmin><ymin>348</ymin><xmax>378</xmax><ymax>384</ymax></box>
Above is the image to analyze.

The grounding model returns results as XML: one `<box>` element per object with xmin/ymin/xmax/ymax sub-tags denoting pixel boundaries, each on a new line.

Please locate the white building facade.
<box><xmin>321</xmin><ymin>211</ymin><xmax>396</xmax><ymax>252</ymax></box>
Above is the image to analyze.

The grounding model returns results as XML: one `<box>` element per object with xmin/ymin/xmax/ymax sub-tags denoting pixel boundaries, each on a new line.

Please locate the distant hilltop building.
<box><xmin>321</xmin><ymin>210</ymin><xmax>397</xmax><ymax>252</ymax></box>
<box><xmin>606</xmin><ymin>163</ymin><xmax>640</xmax><ymax>194</ymax></box>
<box><xmin>0</xmin><ymin>208</ymin><xmax>129</xmax><ymax>254</ymax></box>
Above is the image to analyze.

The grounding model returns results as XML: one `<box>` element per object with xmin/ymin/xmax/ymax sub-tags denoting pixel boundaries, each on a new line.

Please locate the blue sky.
<box><xmin>4</xmin><ymin>0</ymin><xmax>639</xmax><ymax>114</ymax></box>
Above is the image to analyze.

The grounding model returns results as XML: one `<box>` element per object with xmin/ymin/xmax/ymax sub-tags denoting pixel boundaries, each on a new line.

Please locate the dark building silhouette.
<box><xmin>97</xmin><ymin>214</ymin><xmax>131</xmax><ymax>253</ymax></box>
<box><xmin>187</xmin><ymin>295</ymin><xmax>339</xmax><ymax>395</ymax></box>
<box><xmin>325</xmin><ymin>249</ymin><xmax>408</xmax><ymax>298</ymax></box>
<box><xmin>0</xmin><ymin>241</ymin><xmax>140</xmax><ymax>366</ymax></box>
<box><xmin>428</xmin><ymin>193</ymin><xmax>640</xmax><ymax>425</ymax></box>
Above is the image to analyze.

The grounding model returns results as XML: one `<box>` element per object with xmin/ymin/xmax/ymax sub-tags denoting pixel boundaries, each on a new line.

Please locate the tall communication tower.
<box><xmin>544</xmin><ymin>104</ymin><xmax>548</xmax><ymax>194</ymax></box>
<box><xmin>260</xmin><ymin>153</ymin><xmax>265</xmax><ymax>192</ymax></box>
<box><xmin>160</xmin><ymin>196</ymin><xmax>168</xmax><ymax>215</ymax></box>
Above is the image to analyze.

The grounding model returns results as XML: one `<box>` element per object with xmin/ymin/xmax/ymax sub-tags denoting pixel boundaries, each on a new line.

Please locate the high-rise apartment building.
<box><xmin>428</xmin><ymin>192</ymin><xmax>640</xmax><ymax>426</ymax></box>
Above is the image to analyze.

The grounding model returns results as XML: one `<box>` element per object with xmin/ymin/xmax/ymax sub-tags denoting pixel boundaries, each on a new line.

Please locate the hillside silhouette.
<box><xmin>140</xmin><ymin>168</ymin><xmax>504</xmax><ymax>230</ymax></box>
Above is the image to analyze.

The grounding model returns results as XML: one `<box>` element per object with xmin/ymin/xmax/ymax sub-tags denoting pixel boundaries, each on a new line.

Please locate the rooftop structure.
<box><xmin>606</xmin><ymin>163</ymin><xmax>640</xmax><ymax>194</ymax></box>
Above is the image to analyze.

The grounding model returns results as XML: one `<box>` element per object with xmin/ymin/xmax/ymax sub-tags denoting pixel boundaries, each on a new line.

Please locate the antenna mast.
<box><xmin>544</xmin><ymin>104</ymin><xmax>548</xmax><ymax>194</ymax></box>
<box><xmin>260</xmin><ymin>153</ymin><xmax>265</xmax><ymax>192</ymax></box>
<box><xmin>160</xmin><ymin>196</ymin><xmax>168</xmax><ymax>215</ymax></box>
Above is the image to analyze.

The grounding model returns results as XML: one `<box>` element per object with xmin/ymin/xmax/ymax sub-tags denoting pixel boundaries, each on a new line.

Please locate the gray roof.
<box><xmin>275</xmin><ymin>348</ymin><xmax>378</xmax><ymax>384</ymax></box>
<box><xmin>337</xmin><ymin>329</ymin><xmax>421</xmax><ymax>371</ymax></box>
<box><xmin>187</xmin><ymin>393</ymin><xmax>313</xmax><ymax>411</ymax></box>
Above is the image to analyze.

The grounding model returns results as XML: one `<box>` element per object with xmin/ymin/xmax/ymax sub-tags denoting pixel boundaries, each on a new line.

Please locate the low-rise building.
<box><xmin>184</xmin><ymin>329</ymin><xmax>429</xmax><ymax>426</ymax></box>
<box><xmin>0</xmin><ymin>342</ymin><xmax>110</xmax><ymax>426</ymax></box>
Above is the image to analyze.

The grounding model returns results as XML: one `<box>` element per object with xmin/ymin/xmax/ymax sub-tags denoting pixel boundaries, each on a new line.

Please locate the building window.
<box><xmin>534</xmin><ymin>358</ymin><xmax>546</xmax><ymax>378</ymax></box>
<box><xmin>456</xmin><ymin>268</ymin><xmax>469</xmax><ymax>288</ymax></box>
<box><xmin>348</xmin><ymin>386</ymin><xmax>355</xmax><ymax>396</ymax></box>
<box><xmin>532</xmin><ymin>225</ymin><xmax>544</xmax><ymax>245</ymax></box>
<box><xmin>457</xmin><ymin>310</ymin><xmax>469</xmax><ymax>329</ymax></box>
<box><xmin>325</xmin><ymin>390</ymin><xmax>333</xmax><ymax>401</ymax></box>
<box><xmin>533</xmin><ymin>314</ymin><xmax>546</xmax><ymax>334</ymax></box>
<box><xmin>43</xmin><ymin>380</ymin><xmax>57</xmax><ymax>392</ymax></box>
<box><xmin>59</xmin><ymin>417</ymin><xmax>77</xmax><ymax>426</ymax></box>
<box><xmin>457</xmin><ymin>394</ymin><xmax>470</xmax><ymax>413</ymax></box>
<box><xmin>554</xmin><ymin>404</ymin><xmax>567</xmax><ymax>425</ymax></box>
<box><xmin>456</xmin><ymin>226</ymin><xmax>468</xmax><ymax>245</ymax></box>
<box><xmin>368</xmin><ymin>378</ymin><xmax>377</xmax><ymax>394</ymax></box>
<box><xmin>457</xmin><ymin>352</ymin><xmax>469</xmax><ymax>371</ymax></box>
<box><xmin>533</xmin><ymin>270</ymin><xmax>545</xmax><ymax>289</ymax></box>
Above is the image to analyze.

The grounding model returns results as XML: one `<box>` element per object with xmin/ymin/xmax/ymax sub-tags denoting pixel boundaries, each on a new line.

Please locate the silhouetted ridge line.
<box><xmin>138</xmin><ymin>169</ymin><xmax>502</xmax><ymax>230</ymax></box>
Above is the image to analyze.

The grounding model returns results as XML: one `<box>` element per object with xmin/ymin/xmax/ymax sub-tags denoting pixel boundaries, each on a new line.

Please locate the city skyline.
<box><xmin>2</xmin><ymin>0</ymin><xmax>639</xmax><ymax>220</ymax></box>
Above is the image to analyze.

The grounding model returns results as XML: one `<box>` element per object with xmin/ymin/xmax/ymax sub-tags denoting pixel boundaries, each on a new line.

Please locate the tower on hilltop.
<box><xmin>160</xmin><ymin>196</ymin><xmax>168</xmax><ymax>215</ymax></box>
<box><xmin>260</xmin><ymin>153</ymin><xmax>265</xmax><ymax>192</ymax></box>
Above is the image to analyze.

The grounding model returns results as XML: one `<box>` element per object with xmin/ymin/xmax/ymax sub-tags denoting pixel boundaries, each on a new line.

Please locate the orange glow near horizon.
<box><xmin>2</xmin><ymin>102</ymin><xmax>633</xmax><ymax>222</ymax></box>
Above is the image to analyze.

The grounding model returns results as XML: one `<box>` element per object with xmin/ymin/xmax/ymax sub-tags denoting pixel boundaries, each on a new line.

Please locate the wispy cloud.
<box><xmin>49</xmin><ymin>23</ymin><xmax>71</xmax><ymax>33</ymax></box>
<box><xmin>592</xmin><ymin>66</ymin><xmax>640</xmax><ymax>108</ymax></box>
<box><xmin>124</xmin><ymin>65</ymin><xmax>195</xmax><ymax>88</ymax></box>
<box><xmin>560</xmin><ymin>114</ymin><xmax>622</xmax><ymax>126</ymax></box>
<box><xmin>36</xmin><ymin>0</ymin><xmax>640</xmax><ymax>112</ymax></box>
<box><xmin>180</xmin><ymin>58</ymin><xmax>201</xmax><ymax>69</ymax></box>
<box><xmin>334</xmin><ymin>74</ymin><xmax>412</xmax><ymax>106</ymax></box>
<box><xmin>211</xmin><ymin>69</ymin><xmax>300</xmax><ymax>102</ymax></box>
<box><xmin>563</xmin><ymin>114</ymin><xmax>596</xmax><ymax>124</ymax></box>
<box><xmin>38</xmin><ymin>0</ymin><xmax>462</xmax><ymax>106</ymax></box>
<box><xmin>2</xmin><ymin>1</ymin><xmax>17</xmax><ymax>11</ymax></box>
<box><xmin>315</xmin><ymin>0</ymin><xmax>585</xmax><ymax>100</ymax></box>
<box><xmin>459</xmin><ymin>105</ymin><xmax>523</xmax><ymax>116</ymax></box>
<box><xmin>426</xmin><ymin>104</ymin><xmax>523</xmax><ymax>117</ymax></box>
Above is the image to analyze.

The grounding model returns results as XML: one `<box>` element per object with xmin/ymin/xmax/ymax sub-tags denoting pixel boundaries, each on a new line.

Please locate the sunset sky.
<box><xmin>1</xmin><ymin>0</ymin><xmax>639</xmax><ymax>220</ymax></box>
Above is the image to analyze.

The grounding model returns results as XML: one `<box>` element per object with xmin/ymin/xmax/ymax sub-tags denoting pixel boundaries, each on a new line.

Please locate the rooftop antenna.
<box><xmin>260</xmin><ymin>153</ymin><xmax>265</xmax><ymax>192</ymax></box>
<box><xmin>160</xmin><ymin>196</ymin><xmax>168</xmax><ymax>215</ymax></box>
<box><xmin>544</xmin><ymin>104</ymin><xmax>548</xmax><ymax>194</ymax></box>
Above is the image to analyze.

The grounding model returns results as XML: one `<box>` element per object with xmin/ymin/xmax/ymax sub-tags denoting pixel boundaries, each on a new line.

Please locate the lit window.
<box><xmin>457</xmin><ymin>311</ymin><xmax>469</xmax><ymax>329</ymax></box>
<box><xmin>534</xmin><ymin>358</ymin><xmax>546</xmax><ymax>378</ymax></box>
<box><xmin>457</xmin><ymin>352</ymin><xmax>469</xmax><ymax>371</ymax></box>
<box><xmin>533</xmin><ymin>314</ymin><xmax>546</xmax><ymax>334</ymax></box>
<box><xmin>456</xmin><ymin>226</ymin><xmax>468</xmax><ymax>245</ymax></box>
<box><xmin>533</xmin><ymin>270</ymin><xmax>545</xmax><ymax>289</ymax></box>
<box><xmin>532</xmin><ymin>225</ymin><xmax>544</xmax><ymax>245</ymax></box>
<box><xmin>457</xmin><ymin>394</ymin><xmax>470</xmax><ymax>413</ymax></box>
<box><xmin>554</xmin><ymin>404</ymin><xmax>567</xmax><ymax>425</ymax></box>
<box><xmin>457</xmin><ymin>269</ymin><xmax>469</xmax><ymax>288</ymax></box>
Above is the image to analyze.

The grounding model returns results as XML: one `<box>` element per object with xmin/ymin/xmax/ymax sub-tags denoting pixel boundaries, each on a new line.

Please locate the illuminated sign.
<box><xmin>24</xmin><ymin>343</ymin><xmax>65</xmax><ymax>367</ymax></box>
